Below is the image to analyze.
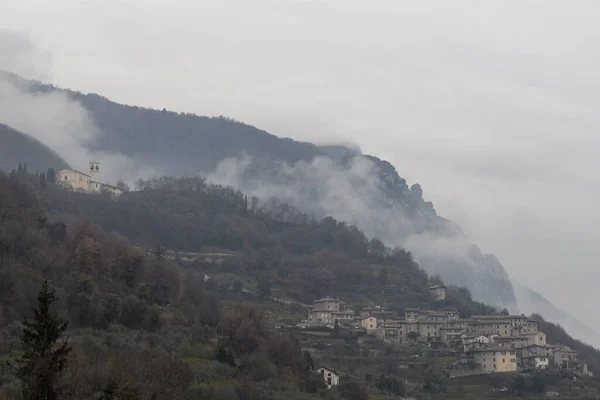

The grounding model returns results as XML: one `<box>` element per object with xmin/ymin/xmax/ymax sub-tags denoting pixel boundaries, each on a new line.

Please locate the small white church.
<box><xmin>57</xmin><ymin>161</ymin><xmax>125</xmax><ymax>197</ymax></box>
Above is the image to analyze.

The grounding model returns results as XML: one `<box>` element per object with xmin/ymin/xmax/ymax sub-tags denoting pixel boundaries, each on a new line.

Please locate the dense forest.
<box><xmin>0</xmin><ymin>168</ymin><xmax>498</xmax><ymax>399</ymax></box>
<box><xmin>0</xmin><ymin>171</ymin><xmax>335</xmax><ymax>400</ymax></box>
<box><xmin>0</xmin><ymin>72</ymin><xmax>526</xmax><ymax>319</ymax></box>
<box><xmin>38</xmin><ymin>174</ymin><xmax>496</xmax><ymax>315</ymax></box>
<box><xmin>3</xmin><ymin>167</ymin><xmax>600</xmax><ymax>398</ymax></box>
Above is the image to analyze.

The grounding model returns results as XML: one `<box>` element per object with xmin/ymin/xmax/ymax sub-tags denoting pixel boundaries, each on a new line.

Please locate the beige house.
<box><xmin>360</xmin><ymin>305</ymin><xmax>393</xmax><ymax>318</ymax></box>
<box><xmin>332</xmin><ymin>310</ymin><xmax>355</xmax><ymax>325</ymax></box>
<box><xmin>552</xmin><ymin>345</ymin><xmax>579</xmax><ymax>368</ymax></box>
<box><xmin>470</xmin><ymin>314</ymin><xmax>538</xmax><ymax>335</ymax></box>
<box><xmin>57</xmin><ymin>161</ymin><xmax>125</xmax><ymax>197</ymax></box>
<box><xmin>428</xmin><ymin>285</ymin><xmax>447</xmax><ymax>301</ymax></box>
<box><xmin>462</xmin><ymin>335</ymin><xmax>491</xmax><ymax>352</ymax></box>
<box><xmin>470</xmin><ymin>348</ymin><xmax>517</xmax><ymax>373</ymax></box>
<box><xmin>440</xmin><ymin>325</ymin><xmax>464</xmax><ymax>344</ymax></box>
<box><xmin>383</xmin><ymin>321</ymin><xmax>405</xmax><ymax>343</ymax></box>
<box><xmin>308</xmin><ymin>297</ymin><xmax>356</xmax><ymax>327</ymax></box>
<box><xmin>493</xmin><ymin>335</ymin><xmax>528</xmax><ymax>349</ymax></box>
<box><xmin>518</xmin><ymin>332</ymin><xmax>546</xmax><ymax>347</ymax></box>
<box><xmin>404</xmin><ymin>308</ymin><xmax>459</xmax><ymax>322</ymax></box>
<box><xmin>360</xmin><ymin>316</ymin><xmax>378</xmax><ymax>331</ymax></box>
<box><xmin>418</xmin><ymin>319</ymin><xmax>444</xmax><ymax>340</ymax></box>
<box><xmin>467</xmin><ymin>320</ymin><xmax>512</xmax><ymax>336</ymax></box>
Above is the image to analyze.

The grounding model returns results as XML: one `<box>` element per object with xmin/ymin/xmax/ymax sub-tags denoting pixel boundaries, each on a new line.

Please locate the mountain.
<box><xmin>0</xmin><ymin>123</ymin><xmax>69</xmax><ymax>173</ymax></box>
<box><xmin>2</xmin><ymin>72</ymin><xmax>598</xmax><ymax>346</ymax></box>
<box><xmin>514</xmin><ymin>283</ymin><xmax>600</xmax><ymax>349</ymax></box>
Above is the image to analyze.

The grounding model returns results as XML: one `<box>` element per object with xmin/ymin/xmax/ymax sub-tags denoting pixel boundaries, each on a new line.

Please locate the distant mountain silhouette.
<box><xmin>0</xmin><ymin>123</ymin><xmax>69</xmax><ymax>173</ymax></box>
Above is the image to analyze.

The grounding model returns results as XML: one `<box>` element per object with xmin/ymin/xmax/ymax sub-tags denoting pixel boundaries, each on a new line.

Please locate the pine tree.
<box><xmin>13</xmin><ymin>280</ymin><xmax>71</xmax><ymax>400</ymax></box>
<box><xmin>334</xmin><ymin>319</ymin><xmax>340</xmax><ymax>337</ymax></box>
<box><xmin>47</xmin><ymin>167</ymin><xmax>56</xmax><ymax>184</ymax></box>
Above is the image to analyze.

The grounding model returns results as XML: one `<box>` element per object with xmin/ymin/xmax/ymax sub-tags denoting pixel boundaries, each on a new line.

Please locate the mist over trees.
<box><xmin>2</xmin><ymin>167</ymin><xmax>600</xmax><ymax>398</ymax></box>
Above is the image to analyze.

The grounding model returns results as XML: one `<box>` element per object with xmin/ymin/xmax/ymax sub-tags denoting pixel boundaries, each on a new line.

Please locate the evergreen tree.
<box><xmin>39</xmin><ymin>172</ymin><xmax>47</xmax><ymax>188</ymax></box>
<box><xmin>13</xmin><ymin>280</ymin><xmax>71</xmax><ymax>400</ymax></box>
<box><xmin>333</xmin><ymin>319</ymin><xmax>340</xmax><ymax>337</ymax></box>
<box><xmin>47</xmin><ymin>167</ymin><xmax>56</xmax><ymax>184</ymax></box>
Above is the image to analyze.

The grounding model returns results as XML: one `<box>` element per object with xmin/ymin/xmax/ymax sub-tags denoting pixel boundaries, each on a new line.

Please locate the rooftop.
<box><xmin>468</xmin><ymin>347</ymin><xmax>517</xmax><ymax>353</ymax></box>
<box><xmin>471</xmin><ymin>314</ymin><xmax>528</xmax><ymax>320</ymax></box>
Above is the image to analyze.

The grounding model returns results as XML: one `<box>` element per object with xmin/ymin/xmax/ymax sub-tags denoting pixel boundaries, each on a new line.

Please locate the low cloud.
<box><xmin>207</xmin><ymin>153</ymin><xmax>516</xmax><ymax>311</ymax></box>
<box><xmin>0</xmin><ymin>31</ymin><xmax>157</xmax><ymax>185</ymax></box>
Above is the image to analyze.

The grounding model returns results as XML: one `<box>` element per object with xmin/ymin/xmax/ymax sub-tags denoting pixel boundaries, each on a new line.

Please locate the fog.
<box><xmin>0</xmin><ymin>32</ymin><xmax>156</xmax><ymax>185</ymax></box>
<box><xmin>2</xmin><ymin>1</ymin><xmax>600</xmax><ymax>337</ymax></box>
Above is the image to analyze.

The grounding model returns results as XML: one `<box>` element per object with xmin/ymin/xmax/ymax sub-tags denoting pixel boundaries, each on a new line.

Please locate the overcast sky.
<box><xmin>2</xmin><ymin>1</ymin><xmax>600</xmax><ymax>330</ymax></box>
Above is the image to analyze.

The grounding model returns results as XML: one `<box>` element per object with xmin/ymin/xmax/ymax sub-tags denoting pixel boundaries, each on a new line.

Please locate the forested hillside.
<box><xmin>4</xmin><ymin>170</ymin><xmax>600</xmax><ymax>398</ymax></box>
<box><xmin>0</xmin><ymin>72</ymin><xmax>520</xmax><ymax>312</ymax></box>
<box><xmin>3</xmin><ymin>71</ymin><xmax>599</xmax><ymax>348</ymax></box>
<box><xmin>38</xmin><ymin>175</ymin><xmax>493</xmax><ymax>315</ymax></box>
<box><xmin>0</xmin><ymin>170</ymin><xmax>336</xmax><ymax>400</ymax></box>
<box><xmin>0</xmin><ymin>123</ymin><xmax>68</xmax><ymax>173</ymax></box>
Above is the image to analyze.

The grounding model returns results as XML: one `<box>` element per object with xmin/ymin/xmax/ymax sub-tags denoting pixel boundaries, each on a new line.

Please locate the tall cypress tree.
<box><xmin>13</xmin><ymin>280</ymin><xmax>71</xmax><ymax>400</ymax></box>
<box><xmin>47</xmin><ymin>167</ymin><xmax>56</xmax><ymax>184</ymax></box>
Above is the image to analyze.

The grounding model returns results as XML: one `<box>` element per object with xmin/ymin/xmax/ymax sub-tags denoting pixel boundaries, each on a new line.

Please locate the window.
<box><xmin>503</xmin><ymin>359</ymin><xmax>505</xmax><ymax>363</ymax></box>
<box><xmin>64</xmin><ymin>176</ymin><xmax>68</xmax><ymax>180</ymax></box>
<box><xmin>493</xmin><ymin>364</ymin><xmax>496</xmax><ymax>369</ymax></box>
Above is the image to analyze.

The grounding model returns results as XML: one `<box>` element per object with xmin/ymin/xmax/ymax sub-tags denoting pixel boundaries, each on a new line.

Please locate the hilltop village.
<box><xmin>302</xmin><ymin>285</ymin><xmax>590</xmax><ymax>386</ymax></box>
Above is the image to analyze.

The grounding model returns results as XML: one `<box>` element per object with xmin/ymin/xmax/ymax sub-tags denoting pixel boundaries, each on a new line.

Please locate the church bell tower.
<box><xmin>89</xmin><ymin>161</ymin><xmax>100</xmax><ymax>182</ymax></box>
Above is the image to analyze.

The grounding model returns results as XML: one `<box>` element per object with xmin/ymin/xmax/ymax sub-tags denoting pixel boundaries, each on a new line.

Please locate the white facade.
<box><xmin>57</xmin><ymin>161</ymin><xmax>124</xmax><ymax>197</ymax></box>
<box><xmin>317</xmin><ymin>367</ymin><xmax>339</xmax><ymax>389</ymax></box>
<box><xmin>428</xmin><ymin>285</ymin><xmax>447</xmax><ymax>301</ymax></box>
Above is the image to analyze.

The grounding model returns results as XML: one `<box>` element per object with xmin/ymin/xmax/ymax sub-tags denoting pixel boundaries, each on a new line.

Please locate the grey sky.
<box><xmin>2</xmin><ymin>1</ymin><xmax>600</xmax><ymax>329</ymax></box>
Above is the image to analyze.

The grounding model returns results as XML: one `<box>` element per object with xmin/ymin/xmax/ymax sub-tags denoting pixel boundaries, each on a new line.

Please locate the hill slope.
<box><xmin>3</xmin><ymin>72</ymin><xmax>599</xmax><ymax>346</ymax></box>
<box><xmin>0</xmin><ymin>123</ymin><xmax>69</xmax><ymax>172</ymax></box>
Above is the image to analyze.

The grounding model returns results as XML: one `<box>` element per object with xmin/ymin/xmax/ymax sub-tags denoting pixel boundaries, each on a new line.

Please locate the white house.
<box><xmin>316</xmin><ymin>366</ymin><xmax>340</xmax><ymax>389</ymax></box>
<box><xmin>57</xmin><ymin>161</ymin><xmax>125</xmax><ymax>197</ymax></box>
<box><xmin>428</xmin><ymin>285</ymin><xmax>447</xmax><ymax>301</ymax></box>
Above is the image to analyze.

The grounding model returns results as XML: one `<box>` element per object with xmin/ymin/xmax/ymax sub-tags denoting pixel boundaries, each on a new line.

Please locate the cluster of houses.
<box><xmin>304</xmin><ymin>285</ymin><xmax>589</xmax><ymax>376</ymax></box>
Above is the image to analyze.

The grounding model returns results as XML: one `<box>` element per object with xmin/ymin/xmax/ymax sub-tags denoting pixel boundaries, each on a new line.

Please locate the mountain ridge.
<box><xmin>1</xmin><ymin>71</ymin><xmax>598</xmax><ymax>347</ymax></box>
<box><xmin>0</xmin><ymin>123</ymin><xmax>69</xmax><ymax>172</ymax></box>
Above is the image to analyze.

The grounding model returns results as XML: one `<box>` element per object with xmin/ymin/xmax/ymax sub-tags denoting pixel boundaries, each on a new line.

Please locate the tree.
<box><xmin>377</xmin><ymin>374</ymin><xmax>405</xmax><ymax>396</ymax></box>
<box><xmin>423</xmin><ymin>367</ymin><xmax>446</xmax><ymax>393</ymax></box>
<box><xmin>509</xmin><ymin>374</ymin><xmax>527</xmax><ymax>397</ymax></box>
<box><xmin>333</xmin><ymin>319</ymin><xmax>340</xmax><ymax>337</ymax></box>
<box><xmin>12</xmin><ymin>280</ymin><xmax>71</xmax><ymax>400</ymax></box>
<box><xmin>337</xmin><ymin>377</ymin><xmax>368</xmax><ymax>400</ymax></box>
<box><xmin>47</xmin><ymin>167</ymin><xmax>56</xmax><ymax>184</ymax></box>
